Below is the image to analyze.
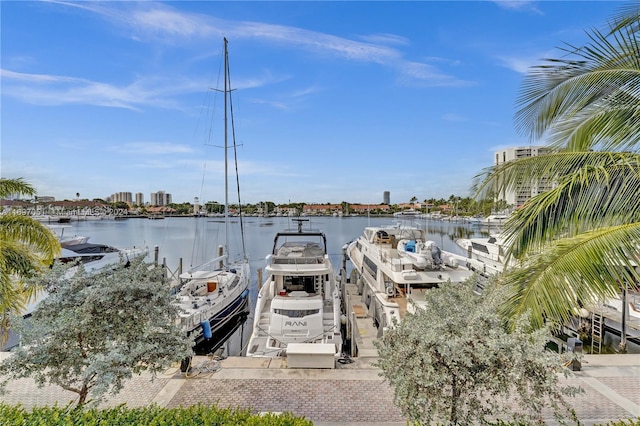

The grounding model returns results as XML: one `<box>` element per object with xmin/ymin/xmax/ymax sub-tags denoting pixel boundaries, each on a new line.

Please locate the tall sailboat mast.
<box><xmin>223</xmin><ymin>37</ymin><xmax>229</xmax><ymax>263</ymax></box>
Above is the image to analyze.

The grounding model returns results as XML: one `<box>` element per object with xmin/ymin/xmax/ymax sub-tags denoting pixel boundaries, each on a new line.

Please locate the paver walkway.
<box><xmin>0</xmin><ymin>354</ymin><xmax>638</xmax><ymax>425</ymax></box>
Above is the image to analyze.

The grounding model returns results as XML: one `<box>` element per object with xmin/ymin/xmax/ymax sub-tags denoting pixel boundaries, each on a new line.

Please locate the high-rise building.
<box><xmin>135</xmin><ymin>193</ymin><xmax>144</xmax><ymax>206</ymax></box>
<box><xmin>150</xmin><ymin>191</ymin><xmax>172</xmax><ymax>206</ymax></box>
<box><xmin>111</xmin><ymin>192</ymin><xmax>133</xmax><ymax>205</ymax></box>
<box><xmin>383</xmin><ymin>191</ymin><xmax>390</xmax><ymax>205</ymax></box>
<box><xmin>494</xmin><ymin>146</ymin><xmax>553</xmax><ymax>208</ymax></box>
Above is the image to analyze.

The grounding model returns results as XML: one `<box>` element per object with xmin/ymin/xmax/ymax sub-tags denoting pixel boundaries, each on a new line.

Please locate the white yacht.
<box><xmin>246</xmin><ymin>219</ymin><xmax>343</xmax><ymax>364</ymax></box>
<box><xmin>22</xmin><ymin>241</ymin><xmax>149</xmax><ymax>318</ymax></box>
<box><xmin>347</xmin><ymin>223</ymin><xmax>482</xmax><ymax>335</ymax></box>
<box><xmin>476</xmin><ymin>214</ymin><xmax>510</xmax><ymax>227</ymax></box>
<box><xmin>455</xmin><ymin>234</ymin><xmax>513</xmax><ymax>276</ymax></box>
<box><xmin>46</xmin><ymin>224</ymin><xmax>90</xmax><ymax>247</ymax></box>
<box><xmin>57</xmin><ymin>242</ymin><xmax>148</xmax><ymax>275</ymax></box>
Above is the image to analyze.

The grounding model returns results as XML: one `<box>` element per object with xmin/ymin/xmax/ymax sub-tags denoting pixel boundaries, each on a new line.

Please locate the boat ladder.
<box><xmin>591</xmin><ymin>311</ymin><xmax>603</xmax><ymax>354</ymax></box>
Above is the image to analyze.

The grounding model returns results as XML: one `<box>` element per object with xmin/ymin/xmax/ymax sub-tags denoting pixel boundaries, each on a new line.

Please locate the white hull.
<box><xmin>24</xmin><ymin>242</ymin><xmax>149</xmax><ymax>317</ymax></box>
<box><xmin>176</xmin><ymin>257</ymin><xmax>250</xmax><ymax>349</ymax></box>
<box><xmin>455</xmin><ymin>235</ymin><xmax>513</xmax><ymax>276</ymax></box>
<box><xmin>347</xmin><ymin>224</ymin><xmax>481</xmax><ymax>335</ymax></box>
<box><xmin>246</xmin><ymin>222</ymin><xmax>343</xmax><ymax>364</ymax></box>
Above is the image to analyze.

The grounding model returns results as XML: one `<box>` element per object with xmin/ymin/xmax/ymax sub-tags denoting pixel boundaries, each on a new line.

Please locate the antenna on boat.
<box><xmin>292</xmin><ymin>218</ymin><xmax>309</xmax><ymax>233</ymax></box>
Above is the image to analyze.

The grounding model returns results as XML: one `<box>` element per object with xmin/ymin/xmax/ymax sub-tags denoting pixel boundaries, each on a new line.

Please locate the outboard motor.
<box><xmin>430</xmin><ymin>243</ymin><xmax>442</xmax><ymax>267</ymax></box>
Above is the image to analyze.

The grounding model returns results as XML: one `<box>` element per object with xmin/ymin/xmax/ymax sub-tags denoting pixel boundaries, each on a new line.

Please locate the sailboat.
<box><xmin>175</xmin><ymin>38</ymin><xmax>250</xmax><ymax>353</ymax></box>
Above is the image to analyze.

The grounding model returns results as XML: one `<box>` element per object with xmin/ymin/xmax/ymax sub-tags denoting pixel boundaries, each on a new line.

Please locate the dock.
<box><xmin>1</xmin><ymin>280</ymin><xmax>639</xmax><ymax>424</ymax></box>
<box><xmin>0</xmin><ymin>351</ymin><xmax>638</xmax><ymax>424</ymax></box>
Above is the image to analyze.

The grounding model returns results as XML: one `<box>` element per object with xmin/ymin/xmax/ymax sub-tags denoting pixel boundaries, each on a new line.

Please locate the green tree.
<box><xmin>0</xmin><ymin>258</ymin><xmax>193</xmax><ymax>406</ymax></box>
<box><xmin>375</xmin><ymin>279</ymin><xmax>581</xmax><ymax>425</ymax></box>
<box><xmin>472</xmin><ymin>4</ymin><xmax>640</xmax><ymax>331</ymax></box>
<box><xmin>0</xmin><ymin>178</ymin><xmax>60</xmax><ymax>347</ymax></box>
<box><xmin>112</xmin><ymin>201</ymin><xmax>130</xmax><ymax>211</ymax></box>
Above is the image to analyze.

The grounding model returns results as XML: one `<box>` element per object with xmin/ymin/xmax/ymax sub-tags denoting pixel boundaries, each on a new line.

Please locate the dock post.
<box><xmin>341</xmin><ymin>244</ymin><xmax>348</xmax><ymax>279</ymax></box>
<box><xmin>218</xmin><ymin>245</ymin><xmax>223</xmax><ymax>268</ymax></box>
<box><xmin>154</xmin><ymin>245</ymin><xmax>159</xmax><ymax>266</ymax></box>
<box><xmin>257</xmin><ymin>268</ymin><xmax>263</xmax><ymax>290</ymax></box>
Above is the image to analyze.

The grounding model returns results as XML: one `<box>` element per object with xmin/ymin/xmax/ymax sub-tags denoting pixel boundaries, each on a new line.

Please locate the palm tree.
<box><xmin>0</xmin><ymin>178</ymin><xmax>61</xmax><ymax>346</ymax></box>
<box><xmin>472</xmin><ymin>4</ymin><xmax>640</xmax><ymax>335</ymax></box>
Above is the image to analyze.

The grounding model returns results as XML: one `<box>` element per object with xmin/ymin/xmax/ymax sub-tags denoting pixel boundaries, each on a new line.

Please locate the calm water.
<box><xmin>40</xmin><ymin>216</ymin><xmax>640</xmax><ymax>355</ymax></box>
<box><xmin>66</xmin><ymin>215</ymin><xmax>487</xmax><ymax>282</ymax></box>
<box><xmin>63</xmin><ymin>215</ymin><xmax>487</xmax><ymax>355</ymax></box>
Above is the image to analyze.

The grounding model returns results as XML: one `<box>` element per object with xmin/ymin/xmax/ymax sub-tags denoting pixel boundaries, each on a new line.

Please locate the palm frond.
<box><xmin>500</xmin><ymin>153</ymin><xmax>640</xmax><ymax>257</ymax></box>
<box><xmin>0</xmin><ymin>240</ymin><xmax>45</xmax><ymax>281</ymax></box>
<box><xmin>500</xmin><ymin>223</ymin><xmax>640</xmax><ymax>330</ymax></box>
<box><xmin>0</xmin><ymin>214</ymin><xmax>61</xmax><ymax>263</ymax></box>
<box><xmin>514</xmin><ymin>12</ymin><xmax>640</xmax><ymax>152</ymax></box>
<box><xmin>472</xmin><ymin>151</ymin><xmax>639</xmax><ymax>200</ymax></box>
<box><xmin>0</xmin><ymin>177</ymin><xmax>36</xmax><ymax>198</ymax></box>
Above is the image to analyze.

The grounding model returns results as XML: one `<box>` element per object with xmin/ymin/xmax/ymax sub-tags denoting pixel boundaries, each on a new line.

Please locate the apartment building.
<box><xmin>150</xmin><ymin>191</ymin><xmax>172</xmax><ymax>206</ymax></box>
<box><xmin>494</xmin><ymin>146</ymin><xmax>553</xmax><ymax>208</ymax></box>
<box><xmin>111</xmin><ymin>192</ymin><xmax>133</xmax><ymax>205</ymax></box>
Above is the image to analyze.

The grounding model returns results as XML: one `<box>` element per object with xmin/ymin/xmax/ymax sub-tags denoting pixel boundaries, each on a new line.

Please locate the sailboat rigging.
<box><xmin>175</xmin><ymin>38</ymin><xmax>250</xmax><ymax>354</ymax></box>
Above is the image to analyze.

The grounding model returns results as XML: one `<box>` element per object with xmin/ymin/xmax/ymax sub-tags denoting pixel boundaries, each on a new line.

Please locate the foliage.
<box><xmin>375</xmin><ymin>278</ymin><xmax>582</xmax><ymax>426</ymax></box>
<box><xmin>0</xmin><ymin>403</ymin><xmax>313</xmax><ymax>425</ymax></box>
<box><xmin>0</xmin><ymin>177</ymin><xmax>61</xmax><ymax>347</ymax></box>
<box><xmin>471</xmin><ymin>3</ymin><xmax>640</xmax><ymax>330</ymax></box>
<box><xmin>595</xmin><ymin>419</ymin><xmax>640</xmax><ymax>426</ymax></box>
<box><xmin>0</xmin><ymin>258</ymin><xmax>193</xmax><ymax>406</ymax></box>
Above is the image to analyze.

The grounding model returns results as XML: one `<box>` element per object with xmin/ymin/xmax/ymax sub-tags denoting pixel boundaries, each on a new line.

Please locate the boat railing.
<box><xmin>184</xmin><ymin>254</ymin><xmax>228</xmax><ymax>274</ymax></box>
<box><xmin>271</xmin><ymin>256</ymin><xmax>325</xmax><ymax>265</ymax></box>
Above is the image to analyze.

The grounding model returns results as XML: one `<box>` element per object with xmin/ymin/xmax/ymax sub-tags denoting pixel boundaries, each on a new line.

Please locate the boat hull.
<box><xmin>245</xmin><ymin>225</ymin><xmax>343</xmax><ymax>363</ymax></box>
<box><xmin>190</xmin><ymin>290</ymin><xmax>250</xmax><ymax>354</ymax></box>
<box><xmin>346</xmin><ymin>224</ymin><xmax>479</xmax><ymax>335</ymax></box>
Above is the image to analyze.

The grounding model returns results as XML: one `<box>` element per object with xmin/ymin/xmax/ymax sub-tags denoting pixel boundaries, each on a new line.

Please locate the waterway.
<box><xmin>59</xmin><ymin>215</ymin><xmax>488</xmax><ymax>356</ymax></box>
<box><xmin>22</xmin><ymin>215</ymin><xmax>637</xmax><ymax>355</ymax></box>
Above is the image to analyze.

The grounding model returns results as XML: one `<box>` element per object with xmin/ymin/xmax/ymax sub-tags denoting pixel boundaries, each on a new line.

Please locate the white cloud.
<box><xmin>49</xmin><ymin>1</ymin><xmax>469</xmax><ymax>87</ymax></box>
<box><xmin>491</xmin><ymin>0</ymin><xmax>543</xmax><ymax>15</ymax></box>
<box><xmin>115</xmin><ymin>142</ymin><xmax>196</xmax><ymax>155</ymax></box>
<box><xmin>442</xmin><ymin>113</ymin><xmax>467</xmax><ymax>122</ymax></box>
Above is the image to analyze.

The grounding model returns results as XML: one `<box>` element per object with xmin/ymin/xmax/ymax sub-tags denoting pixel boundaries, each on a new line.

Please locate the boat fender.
<box><xmin>201</xmin><ymin>320</ymin><xmax>212</xmax><ymax>339</ymax></box>
<box><xmin>241</xmin><ymin>289</ymin><xmax>249</xmax><ymax>298</ymax></box>
<box><xmin>405</xmin><ymin>240</ymin><xmax>416</xmax><ymax>253</ymax></box>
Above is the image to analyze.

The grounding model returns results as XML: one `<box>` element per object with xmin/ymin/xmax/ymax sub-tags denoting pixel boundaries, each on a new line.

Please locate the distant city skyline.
<box><xmin>1</xmin><ymin>1</ymin><xmax>624</xmax><ymax>203</ymax></box>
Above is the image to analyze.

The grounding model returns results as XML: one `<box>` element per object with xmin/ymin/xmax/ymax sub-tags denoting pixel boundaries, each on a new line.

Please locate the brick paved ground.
<box><xmin>168</xmin><ymin>377</ymin><xmax>404</xmax><ymax>424</ymax></box>
<box><xmin>0</xmin><ymin>354</ymin><xmax>638</xmax><ymax>425</ymax></box>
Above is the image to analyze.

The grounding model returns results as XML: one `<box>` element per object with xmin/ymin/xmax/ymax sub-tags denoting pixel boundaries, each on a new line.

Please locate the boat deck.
<box><xmin>247</xmin><ymin>298</ymin><xmax>339</xmax><ymax>357</ymax></box>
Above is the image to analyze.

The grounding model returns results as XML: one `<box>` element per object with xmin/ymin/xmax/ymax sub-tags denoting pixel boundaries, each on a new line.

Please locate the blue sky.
<box><xmin>1</xmin><ymin>1</ymin><xmax>625</xmax><ymax>205</ymax></box>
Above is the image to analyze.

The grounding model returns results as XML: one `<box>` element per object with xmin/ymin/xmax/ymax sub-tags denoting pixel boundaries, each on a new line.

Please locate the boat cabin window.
<box><xmin>471</xmin><ymin>242</ymin><xmax>490</xmax><ymax>254</ymax></box>
<box><xmin>228</xmin><ymin>275</ymin><xmax>239</xmax><ymax>291</ymax></box>
<box><xmin>363</xmin><ymin>255</ymin><xmax>378</xmax><ymax>277</ymax></box>
<box><xmin>58</xmin><ymin>255</ymin><xmax>104</xmax><ymax>264</ymax></box>
<box><xmin>283</xmin><ymin>275</ymin><xmax>318</xmax><ymax>293</ymax></box>
<box><xmin>273</xmin><ymin>308</ymin><xmax>320</xmax><ymax>318</ymax></box>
